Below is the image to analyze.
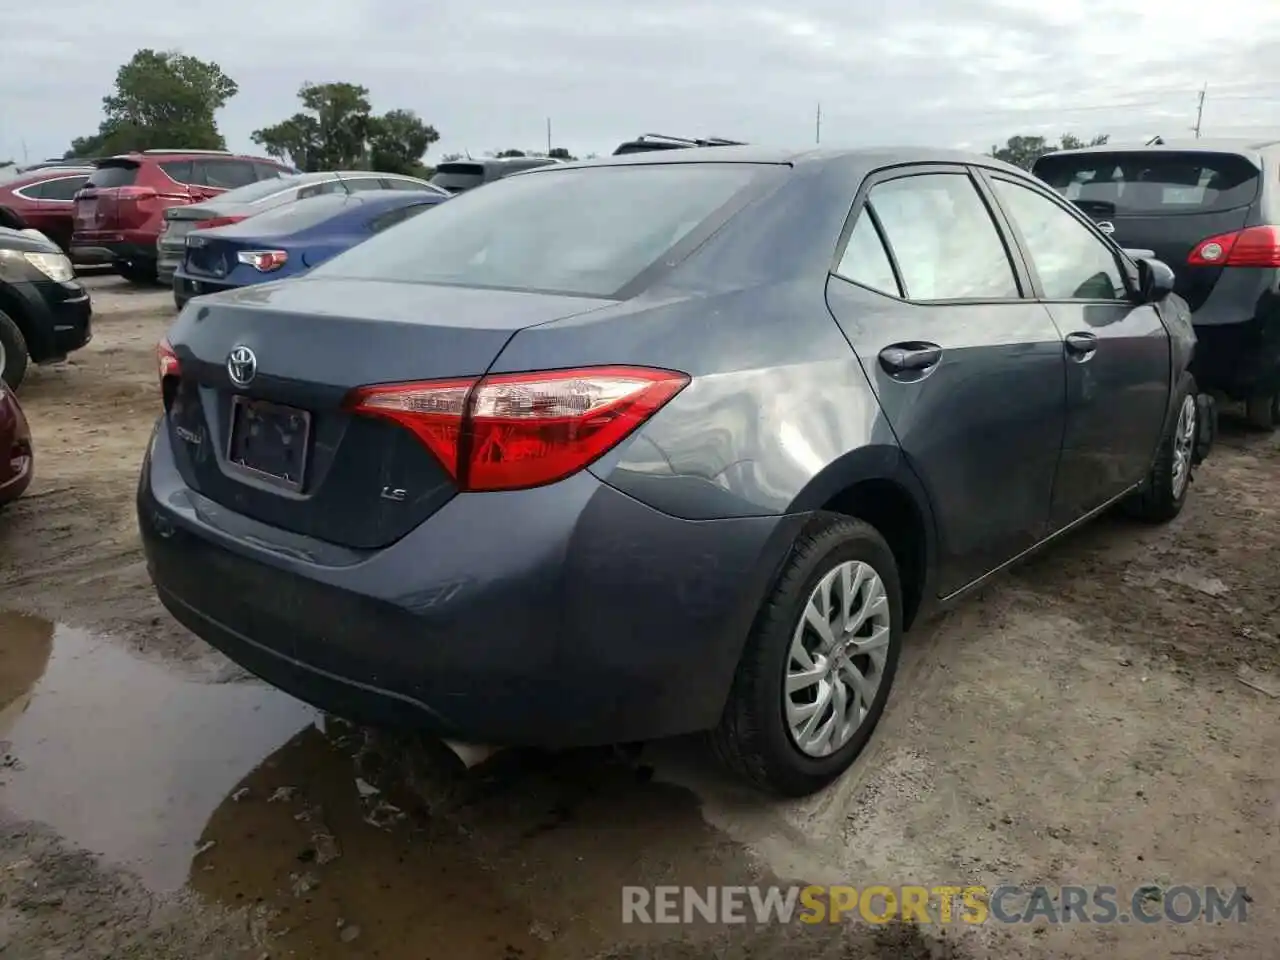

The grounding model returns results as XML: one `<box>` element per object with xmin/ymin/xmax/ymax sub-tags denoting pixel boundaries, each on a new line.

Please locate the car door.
<box><xmin>981</xmin><ymin>171</ymin><xmax>1170</xmax><ymax>527</ymax></box>
<box><xmin>824</xmin><ymin>166</ymin><xmax>1068</xmax><ymax>597</ymax></box>
<box><xmin>32</xmin><ymin>174</ymin><xmax>88</xmax><ymax>248</ymax></box>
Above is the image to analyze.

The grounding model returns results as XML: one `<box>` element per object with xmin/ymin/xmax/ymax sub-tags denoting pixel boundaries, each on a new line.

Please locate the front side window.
<box><xmin>867</xmin><ymin>173</ymin><xmax>1019</xmax><ymax>301</ymax></box>
<box><xmin>991</xmin><ymin>178</ymin><xmax>1127</xmax><ymax>300</ymax></box>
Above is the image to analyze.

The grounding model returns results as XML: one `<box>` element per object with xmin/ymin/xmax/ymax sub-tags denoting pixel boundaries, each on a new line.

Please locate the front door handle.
<box><xmin>1064</xmin><ymin>332</ymin><xmax>1099</xmax><ymax>362</ymax></box>
<box><xmin>879</xmin><ymin>342</ymin><xmax>942</xmax><ymax>375</ymax></box>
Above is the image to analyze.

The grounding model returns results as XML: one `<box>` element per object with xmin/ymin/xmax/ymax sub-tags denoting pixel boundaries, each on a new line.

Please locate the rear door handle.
<box><xmin>879</xmin><ymin>342</ymin><xmax>942</xmax><ymax>375</ymax></box>
<box><xmin>1064</xmin><ymin>332</ymin><xmax>1099</xmax><ymax>362</ymax></box>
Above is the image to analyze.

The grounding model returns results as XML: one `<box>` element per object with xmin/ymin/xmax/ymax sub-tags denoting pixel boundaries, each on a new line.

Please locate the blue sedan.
<box><xmin>173</xmin><ymin>189</ymin><xmax>447</xmax><ymax>309</ymax></box>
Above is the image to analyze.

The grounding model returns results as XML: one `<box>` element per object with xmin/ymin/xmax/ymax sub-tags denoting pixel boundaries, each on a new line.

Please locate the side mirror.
<box><xmin>1134</xmin><ymin>256</ymin><xmax>1176</xmax><ymax>303</ymax></box>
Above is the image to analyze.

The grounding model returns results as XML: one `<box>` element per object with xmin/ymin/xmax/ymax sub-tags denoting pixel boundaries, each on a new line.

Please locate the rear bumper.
<box><xmin>173</xmin><ymin>273</ymin><xmax>237</xmax><ymax>306</ymax></box>
<box><xmin>6</xmin><ymin>279</ymin><xmax>92</xmax><ymax>363</ymax></box>
<box><xmin>71</xmin><ymin>232</ymin><xmax>158</xmax><ymax>266</ymax></box>
<box><xmin>157</xmin><ymin>238</ymin><xmax>185</xmax><ymax>284</ymax></box>
<box><xmin>1191</xmin><ymin>317</ymin><xmax>1280</xmax><ymax>398</ymax></box>
<box><xmin>137</xmin><ymin>421</ymin><xmax>799</xmax><ymax>747</ymax></box>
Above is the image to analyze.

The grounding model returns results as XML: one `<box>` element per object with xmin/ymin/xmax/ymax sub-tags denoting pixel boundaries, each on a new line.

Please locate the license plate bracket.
<box><xmin>225</xmin><ymin>396</ymin><xmax>311</xmax><ymax>492</ymax></box>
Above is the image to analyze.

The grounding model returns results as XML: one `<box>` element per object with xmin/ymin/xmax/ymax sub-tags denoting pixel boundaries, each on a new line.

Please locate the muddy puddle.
<box><xmin>0</xmin><ymin>610</ymin><xmax>794</xmax><ymax>959</ymax></box>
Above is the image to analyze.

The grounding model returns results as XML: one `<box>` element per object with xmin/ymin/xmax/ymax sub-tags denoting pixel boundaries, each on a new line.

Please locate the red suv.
<box><xmin>0</xmin><ymin>166</ymin><xmax>96</xmax><ymax>254</ymax></box>
<box><xmin>71</xmin><ymin>150</ymin><xmax>296</xmax><ymax>284</ymax></box>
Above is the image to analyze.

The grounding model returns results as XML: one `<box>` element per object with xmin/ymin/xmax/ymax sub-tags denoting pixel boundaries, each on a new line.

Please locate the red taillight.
<box><xmin>1188</xmin><ymin>226</ymin><xmax>1280</xmax><ymax>268</ymax></box>
<box><xmin>345</xmin><ymin>366</ymin><xmax>690</xmax><ymax>491</ymax></box>
<box><xmin>194</xmin><ymin>215</ymin><xmax>246</xmax><ymax>229</ymax></box>
<box><xmin>157</xmin><ymin>337</ymin><xmax>180</xmax><ymax>383</ymax></box>
<box><xmin>236</xmin><ymin>249</ymin><xmax>288</xmax><ymax>272</ymax></box>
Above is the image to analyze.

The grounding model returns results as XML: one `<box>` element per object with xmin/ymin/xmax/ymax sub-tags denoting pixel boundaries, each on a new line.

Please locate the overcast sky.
<box><xmin>2</xmin><ymin>0</ymin><xmax>1279</xmax><ymax>164</ymax></box>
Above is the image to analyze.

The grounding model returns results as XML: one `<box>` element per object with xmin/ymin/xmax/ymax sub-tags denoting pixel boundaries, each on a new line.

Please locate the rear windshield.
<box><xmin>86</xmin><ymin>162</ymin><xmax>139</xmax><ymax>188</ymax></box>
<box><xmin>1034</xmin><ymin>151</ymin><xmax>1261</xmax><ymax>216</ymax></box>
<box><xmin>430</xmin><ymin>163</ymin><xmax>486</xmax><ymax>193</ymax></box>
<box><xmin>312</xmin><ymin>163</ymin><xmax>767</xmax><ymax>297</ymax></box>
<box><xmin>214</xmin><ymin>194</ymin><xmax>351</xmax><ymax>235</ymax></box>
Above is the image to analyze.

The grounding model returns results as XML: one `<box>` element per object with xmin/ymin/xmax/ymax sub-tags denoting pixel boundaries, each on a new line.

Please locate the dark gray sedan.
<box><xmin>138</xmin><ymin>146</ymin><xmax>1214</xmax><ymax>796</ymax></box>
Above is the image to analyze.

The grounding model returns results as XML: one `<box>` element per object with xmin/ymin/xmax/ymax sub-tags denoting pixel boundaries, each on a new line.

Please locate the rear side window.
<box><xmin>383</xmin><ymin>177</ymin><xmax>432</xmax><ymax>191</ymax></box>
<box><xmin>1034</xmin><ymin>151</ymin><xmax>1261</xmax><ymax>215</ymax></box>
<box><xmin>160</xmin><ymin>160</ymin><xmax>194</xmax><ymax>184</ymax></box>
<box><xmin>254</xmin><ymin>162</ymin><xmax>288</xmax><ymax>181</ymax></box>
<box><xmin>343</xmin><ymin>177</ymin><xmax>385</xmax><ymax>193</ymax></box>
<box><xmin>86</xmin><ymin>162</ymin><xmax>139</xmax><ymax>188</ymax></box>
<box><xmin>28</xmin><ymin>175</ymin><xmax>88</xmax><ymax>201</ymax></box>
<box><xmin>197</xmin><ymin>159</ymin><xmax>258</xmax><ymax>189</ymax></box>
<box><xmin>866</xmin><ymin>173</ymin><xmax>1019</xmax><ymax>301</ymax></box>
<box><xmin>835</xmin><ymin>213</ymin><xmax>900</xmax><ymax>296</ymax></box>
<box><xmin>312</xmin><ymin>163</ymin><xmax>766</xmax><ymax>297</ymax></box>
<box><xmin>211</xmin><ymin>175</ymin><xmax>303</xmax><ymax>205</ymax></box>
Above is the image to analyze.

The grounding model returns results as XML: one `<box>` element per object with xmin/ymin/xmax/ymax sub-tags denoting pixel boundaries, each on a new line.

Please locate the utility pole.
<box><xmin>1193</xmin><ymin>84</ymin><xmax>1207</xmax><ymax>138</ymax></box>
<box><xmin>815</xmin><ymin>103</ymin><xmax>822</xmax><ymax>145</ymax></box>
<box><xmin>546</xmin><ymin>117</ymin><xmax>552</xmax><ymax>155</ymax></box>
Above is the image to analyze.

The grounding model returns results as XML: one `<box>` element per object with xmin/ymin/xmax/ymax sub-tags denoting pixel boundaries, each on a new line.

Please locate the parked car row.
<box><xmin>139</xmin><ymin>142</ymin><xmax>1217</xmax><ymax>797</ymax></box>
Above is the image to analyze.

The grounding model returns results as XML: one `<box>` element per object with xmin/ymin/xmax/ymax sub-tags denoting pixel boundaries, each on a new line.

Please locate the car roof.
<box><xmin>522</xmin><ymin>144</ymin><xmax>1031</xmax><ymax>178</ymax></box>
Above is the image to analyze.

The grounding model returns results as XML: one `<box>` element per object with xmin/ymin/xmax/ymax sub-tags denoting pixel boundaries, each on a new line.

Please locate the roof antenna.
<box><xmin>1145</xmin><ymin>135</ymin><xmax>1164</xmax><ymax>146</ymax></box>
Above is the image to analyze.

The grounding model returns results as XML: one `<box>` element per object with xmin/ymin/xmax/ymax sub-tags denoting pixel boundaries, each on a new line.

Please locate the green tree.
<box><xmin>253</xmin><ymin>82</ymin><xmax>438</xmax><ymax>174</ymax></box>
<box><xmin>493</xmin><ymin>148</ymin><xmax>527</xmax><ymax>158</ymax></box>
<box><xmin>65</xmin><ymin>49</ymin><xmax>237</xmax><ymax>158</ymax></box>
<box><xmin>369</xmin><ymin>109</ymin><xmax>440</xmax><ymax>176</ymax></box>
<box><xmin>548</xmin><ymin>147</ymin><xmax>576</xmax><ymax>161</ymax></box>
<box><xmin>989</xmin><ymin>132</ymin><xmax>1109</xmax><ymax>170</ymax></box>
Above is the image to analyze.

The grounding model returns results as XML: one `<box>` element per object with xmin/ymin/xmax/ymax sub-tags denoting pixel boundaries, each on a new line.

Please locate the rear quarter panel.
<box><xmin>487</xmin><ymin>156</ymin><xmax>912</xmax><ymax>523</ymax></box>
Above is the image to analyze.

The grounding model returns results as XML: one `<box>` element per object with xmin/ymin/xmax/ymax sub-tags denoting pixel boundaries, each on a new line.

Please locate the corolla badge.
<box><xmin>227</xmin><ymin>345</ymin><xmax>257</xmax><ymax>387</ymax></box>
<box><xmin>1096</xmin><ymin>221</ymin><xmax>1116</xmax><ymax>235</ymax></box>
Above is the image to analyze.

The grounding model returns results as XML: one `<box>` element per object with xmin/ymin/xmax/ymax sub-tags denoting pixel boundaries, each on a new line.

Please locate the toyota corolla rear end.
<box><xmin>137</xmin><ymin>157</ymin><xmax>797</xmax><ymax>748</ymax></box>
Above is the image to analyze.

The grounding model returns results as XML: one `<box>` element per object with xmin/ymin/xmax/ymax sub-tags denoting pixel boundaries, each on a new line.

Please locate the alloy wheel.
<box><xmin>1171</xmin><ymin>394</ymin><xmax>1197</xmax><ymax>500</ymax></box>
<box><xmin>784</xmin><ymin>560</ymin><xmax>892</xmax><ymax>758</ymax></box>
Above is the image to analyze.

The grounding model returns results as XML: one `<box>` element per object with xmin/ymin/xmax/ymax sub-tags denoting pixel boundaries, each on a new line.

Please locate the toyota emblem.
<box><xmin>227</xmin><ymin>345</ymin><xmax>257</xmax><ymax>387</ymax></box>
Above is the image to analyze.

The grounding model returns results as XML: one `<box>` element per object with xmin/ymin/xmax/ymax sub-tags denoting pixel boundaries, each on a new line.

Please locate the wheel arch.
<box><xmin>786</xmin><ymin>445</ymin><xmax>937</xmax><ymax>630</ymax></box>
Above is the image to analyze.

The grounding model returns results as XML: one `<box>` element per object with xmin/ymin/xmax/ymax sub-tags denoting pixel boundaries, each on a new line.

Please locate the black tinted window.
<box><xmin>314</xmin><ymin>163</ymin><xmax>764</xmax><ymax>297</ymax></box>
<box><xmin>1034</xmin><ymin>151</ymin><xmax>1261</xmax><ymax>215</ymax></box>
<box><xmin>86</xmin><ymin>163</ymin><xmax>138</xmax><ymax>188</ymax></box>
<box><xmin>992</xmin><ymin>178</ymin><xmax>1127</xmax><ymax>301</ymax></box>
<box><xmin>430</xmin><ymin>163</ymin><xmax>485</xmax><ymax>193</ymax></box>
<box><xmin>835</xmin><ymin>212</ymin><xmax>900</xmax><ymax>296</ymax></box>
<box><xmin>868</xmin><ymin>173</ymin><xmax>1019</xmax><ymax>301</ymax></box>
<box><xmin>198</xmin><ymin>160</ymin><xmax>257</xmax><ymax>189</ymax></box>
<box><xmin>37</xmin><ymin>175</ymin><xmax>89</xmax><ymax>201</ymax></box>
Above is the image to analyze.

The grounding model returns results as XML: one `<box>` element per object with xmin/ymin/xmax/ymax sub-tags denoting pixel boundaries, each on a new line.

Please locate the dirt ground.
<box><xmin>0</xmin><ymin>275</ymin><xmax>1277</xmax><ymax>959</ymax></box>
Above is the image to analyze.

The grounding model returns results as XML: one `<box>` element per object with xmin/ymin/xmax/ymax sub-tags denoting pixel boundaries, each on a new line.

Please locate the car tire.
<box><xmin>711</xmin><ymin>512</ymin><xmax>904</xmax><ymax>797</ymax></box>
<box><xmin>1244</xmin><ymin>392</ymin><xmax>1278</xmax><ymax>431</ymax></box>
<box><xmin>1125</xmin><ymin>376</ymin><xmax>1199</xmax><ymax>523</ymax></box>
<box><xmin>116</xmin><ymin>260</ymin><xmax>158</xmax><ymax>286</ymax></box>
<box><xmin>0</xmin><ymin>310</ymin><xmax>30</xmax><ymax>391</ymax></box>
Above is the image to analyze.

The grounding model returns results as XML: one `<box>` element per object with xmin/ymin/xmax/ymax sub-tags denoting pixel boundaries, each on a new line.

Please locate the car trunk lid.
<box><xmin>1033</xmin><ymin>149</ymin><xmax>1262</xmax><ymax>311</ymax></box>
<box><xmin>162</xmin><ymin>277</ymin><xmax>613</xmax><ymax>549</ymax></box>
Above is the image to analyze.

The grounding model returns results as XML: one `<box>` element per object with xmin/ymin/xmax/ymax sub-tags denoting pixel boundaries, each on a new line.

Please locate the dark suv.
<box><xmin>72</xmin><ymin>150</ymin><xmax>295</xmax><ymax>284</ymax></box>
<box><xmin>1034</xmin><ymin>139</ymin><xmax>1280</xmax><ymax>427</ymax></box>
